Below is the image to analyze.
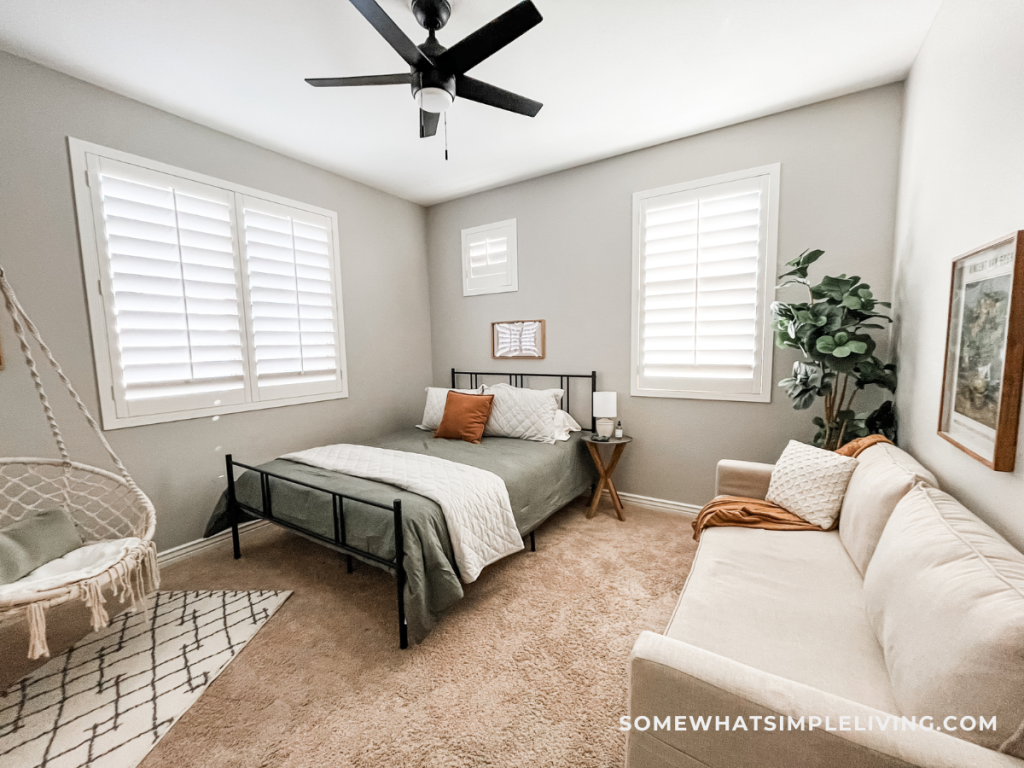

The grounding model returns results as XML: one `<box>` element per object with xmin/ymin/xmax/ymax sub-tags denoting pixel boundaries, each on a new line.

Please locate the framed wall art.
<box><xmin>491</xmin><ymin>320</ymin><xmax>545</xmax><ymax>359</ymax></box>
<box><xmin>938</xmin><ymin>231</ymin><xmax>1024</xmax><ymax>471</ymax></box>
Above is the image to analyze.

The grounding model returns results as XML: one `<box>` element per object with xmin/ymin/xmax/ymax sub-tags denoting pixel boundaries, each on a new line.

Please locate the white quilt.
<box><xmin>280</xmin><ymin>444</ymin><xmax>523</xmax><ymax>583</ymax></box>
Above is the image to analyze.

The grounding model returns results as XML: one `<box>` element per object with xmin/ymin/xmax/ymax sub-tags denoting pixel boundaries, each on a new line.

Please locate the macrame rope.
<box><xmin>0</xmin><ymin>268</ymin><xmax>138</xmax><ymax>491</ymax></box>
<box><xmin>0</xmin><ymin>267</ymin><xmax>160</xmax><ymax>659</ymax></box>
<box><xmin>0</xmin><ymin>271</ymin><xmax>70</xmax><ymax>466</ymax></box>
<box><xmin>26</xmin><ymin>602</ymin><xmax>49</xmax><ymax>659</ymax></box>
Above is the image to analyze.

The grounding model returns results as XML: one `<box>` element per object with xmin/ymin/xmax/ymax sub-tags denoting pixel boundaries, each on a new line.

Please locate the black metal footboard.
<box><xmin>224</xmin><ymin>454</ymin><xmax>408</xmax><ymax>649</ymax></box>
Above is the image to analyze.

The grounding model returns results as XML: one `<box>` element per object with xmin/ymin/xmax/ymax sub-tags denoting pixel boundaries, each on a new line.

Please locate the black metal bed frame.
<box><xmin>224</xmin><ymin>456</ymin><xmax>408</xmax><ymax>647</ymax></box>
<box><xmin>224</xmin><ymin>369</ymin><xmax>598</xmax><ymax>650</ymax></box>
<box><xmin>451</xmin><ymin>368</ymin><xmax>598</xmax><ymax>432</ymax></box>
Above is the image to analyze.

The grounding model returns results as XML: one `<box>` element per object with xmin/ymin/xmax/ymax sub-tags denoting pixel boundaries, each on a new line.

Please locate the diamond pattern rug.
<box><xmin>0</xmin><ymin>589</ymin><xmax>290</xmax><ymax>768</ymax></box>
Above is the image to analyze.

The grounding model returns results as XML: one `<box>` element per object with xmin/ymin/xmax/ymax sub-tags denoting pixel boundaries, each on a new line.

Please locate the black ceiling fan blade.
<box><xmin>436</xmin><ymin>0</ymin><xmax>542</xmax><ymax>75</ymax></box>
<box><xmin>348</xmin><ymin>0</ymin><xmax>434</xmax><ymax>70</ymax></box>
<box><xmin>420</xmin><ymin>110</ymin><xmax>440</xmax><ymax>138</ymax></box>
<box><xmin>306</xmin><ymin>74</ymin><xmax>413</xmax><ymax>87</ymax></box>
<box><xmin>456</xmin><ymin>75</ymin><xmax>542</xmax><ymax>117</ymax></box>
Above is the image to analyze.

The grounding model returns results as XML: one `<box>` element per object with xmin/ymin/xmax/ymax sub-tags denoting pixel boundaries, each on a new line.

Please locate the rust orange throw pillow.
<box><xmin>435</xmin><ymin>391</ymin><xmax>494</xmax><ymax>444</ymax></box>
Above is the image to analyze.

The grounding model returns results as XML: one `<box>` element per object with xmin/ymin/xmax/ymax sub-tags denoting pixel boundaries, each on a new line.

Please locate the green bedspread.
<box><xmin>205</xmin><ymin>429</ymin><xmax>596</xmax><ymax>644</ymax></box>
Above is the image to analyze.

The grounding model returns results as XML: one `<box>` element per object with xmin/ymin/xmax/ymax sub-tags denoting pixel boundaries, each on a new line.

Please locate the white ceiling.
<box><xmin>0</xmin><ymin>0</ymin><xmax>941</xmax><ymax>205</ymax></box>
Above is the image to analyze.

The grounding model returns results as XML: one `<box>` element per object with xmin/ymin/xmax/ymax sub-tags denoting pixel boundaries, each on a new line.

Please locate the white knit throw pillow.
<box><xmin>766</xmin><ymin>440</ymin><xmax>859</xmax><ymax>529</ymax></box>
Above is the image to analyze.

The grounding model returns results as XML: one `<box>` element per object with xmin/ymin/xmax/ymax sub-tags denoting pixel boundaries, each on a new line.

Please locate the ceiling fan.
<box><xmin>306</xmin><ymin>0</ymin><xmax>543</xmax><ymax>138</ymax></box>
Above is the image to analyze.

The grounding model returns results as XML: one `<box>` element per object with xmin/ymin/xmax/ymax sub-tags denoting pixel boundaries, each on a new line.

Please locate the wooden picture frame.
<box><xmin>491</xmin><ymin>320</ymin><xmax>545</xmax><ymax>359</ymax></box>
<box><xmin>938</xmin><ymin>231</ymin><xmax>1024</xmax><ymax>471</ymax></box>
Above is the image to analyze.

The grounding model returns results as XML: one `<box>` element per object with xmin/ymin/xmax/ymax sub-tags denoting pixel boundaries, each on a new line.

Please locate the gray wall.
<box><xmin>891</xmin><ymin>0</ymin><xmax>1024</xmax><ymax>550</ymax></box>
<box><xmin>0</xmin><ymin>52</ymin><xmax>433</xmax><ymax>551</ymax></box>
<box><xmin>426</xmin><ymin>84</ymin><xmax>904</xmax><ymax>508</ymax></box>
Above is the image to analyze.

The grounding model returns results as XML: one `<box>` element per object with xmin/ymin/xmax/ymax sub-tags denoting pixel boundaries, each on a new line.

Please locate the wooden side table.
<box><xmin>582</xmin><ymin>434</ymin><xmax>632</xmax><ymax>520</ymax></box>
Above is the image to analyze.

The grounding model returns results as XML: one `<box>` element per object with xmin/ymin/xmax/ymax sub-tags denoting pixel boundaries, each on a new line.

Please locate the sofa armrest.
<box><xmin>627</xmin><ymin>632</ymin><xmax>1022</xmax><ymax>768</ymax></box>
<box><xmin>716</xmin><ymin>460</ymin><xmax>775</xmax><ymax>499</ymax></box>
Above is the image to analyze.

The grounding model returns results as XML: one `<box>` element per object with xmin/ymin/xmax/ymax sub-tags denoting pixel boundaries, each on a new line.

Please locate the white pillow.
<box><xmin>417</xmin><ymin>387</ymin><xmax>483</xmax><ymax>431</ymax></box>
<box><xmin>765</xmin><ymin>440</ymin><xmax>858</xmax><ymax>529</ymax></box>
<box><xmin>482</xmin><ymin>383</ymin><xmax>562</xmax><ymax>444</ymax></box>
<box><xmin>552</xmin><ymin>409</ymin><xmax>582</xmax><ymax>442</ymax></box>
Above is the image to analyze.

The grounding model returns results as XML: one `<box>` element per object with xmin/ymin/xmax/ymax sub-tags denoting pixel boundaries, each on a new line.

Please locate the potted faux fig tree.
<box><xmin>771</xmin><ymin>249</ymin><xmax>897</xmax><ymax>450</ymax></box>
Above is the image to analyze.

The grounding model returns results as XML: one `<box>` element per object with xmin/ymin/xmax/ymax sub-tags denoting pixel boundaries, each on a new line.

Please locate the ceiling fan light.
<box><xmin>416</xmin><ymin>87</ymin><xmax>454</xmax><ymax>113</ymax></box>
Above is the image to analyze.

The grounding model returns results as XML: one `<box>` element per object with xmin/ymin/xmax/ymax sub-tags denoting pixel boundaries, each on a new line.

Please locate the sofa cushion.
<box><xmin>839</xmin><ymin>442</ymin><xmax>937</xmax><ymax>576</ymax></box>
<box><xmin>666</xmin><ymin>526</ymin><xmax>897</xmax><ymax>713</ymax></box>
<box><xmin>765</xmin><ymin>440</ymin><xmax>858</xmax><ymax>528</ymax></box>
<box><xmin>863</xmin><ymin>485</ymin><xmax>1024</xmax><ymax>755</ymax></box>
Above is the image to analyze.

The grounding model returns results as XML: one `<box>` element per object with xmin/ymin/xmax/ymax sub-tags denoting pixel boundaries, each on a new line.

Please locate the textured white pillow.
<box><xmin>482</xmin><ymin>383</ymin><xmax>562</xmax><ymax>443</ymax></box>
<box><xmin>765</xmin><ymin>440</ymin><xmax>858</xmax><ymax>529</ymax></box>
<box><xmin>417</xmin><ymin>387</ymin><xmax>482</xmax><ymax>431</ymax></box>
<box><xmin>552</xmin><ymin>409</ymin><xmax>582</xmax><ymax>442</ymax></box>
<box><xmin>863</xmin><ymin>485</ymin><xmax>1024</xmax><ymax>755</ymax></box>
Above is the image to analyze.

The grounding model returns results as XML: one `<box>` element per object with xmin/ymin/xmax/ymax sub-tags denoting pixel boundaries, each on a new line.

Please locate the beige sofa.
<box><xmin>627</xmin><ymin>442</ymin><xmax>1024</xmax><ymax>768</ymax></box>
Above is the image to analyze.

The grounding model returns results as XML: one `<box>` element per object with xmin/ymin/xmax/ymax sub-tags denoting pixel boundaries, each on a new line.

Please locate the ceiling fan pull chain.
<box><xmin>444</xmin><ymin>112</ymin><xmax>449</xmax><ymax>161</ymax></box>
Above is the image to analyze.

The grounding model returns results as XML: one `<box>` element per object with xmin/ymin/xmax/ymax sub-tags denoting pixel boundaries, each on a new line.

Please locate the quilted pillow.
<box><xmin>482</xmin><ymin>383</ymin><xmax>562</xmax><ymax>444</ymax></box>
<box><xmin>417</xmin><ymin>387</ymin><xmax>483</xmax><ymax>431</ymax></box>
<box><xmin>765</xmin><ymin>440</ymin><xmax>858</xmax><ymax>529</ymax></box>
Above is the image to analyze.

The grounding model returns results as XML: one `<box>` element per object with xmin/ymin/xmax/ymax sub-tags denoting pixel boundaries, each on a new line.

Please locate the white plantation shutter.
<box><xmin>71</xmin><ymin>139</ymin><xmax>349</xmax><ymax>428</ymax></box>
<box><xmin>462</xmin><ymin>219</ymin><xmax>518</xmax><ymax>296</ymax></box>
<box><xmin>632</xmin><ymin>166</ymin><xmax>779</xmax><ymax>401</ymax></box>
<box><xmin>89</xmin><ymin>157</ymin><xmax>248</xmax><ymax>418</ymax></box>
<box><xmin>240</xmin><ymin>197</ymin><xmax>342</xmax><ymax>398</ymax></box>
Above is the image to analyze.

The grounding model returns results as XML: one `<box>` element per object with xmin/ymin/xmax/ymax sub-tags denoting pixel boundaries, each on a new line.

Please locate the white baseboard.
<box><xmin>158</xmin><ymin>520</ymin><xmax>270</xmax><ymax>567</ymax></box>
<box><xmin>601</xmin><ymin>489</ymin><xmax>700</xmax><ymax>517</ymax></box>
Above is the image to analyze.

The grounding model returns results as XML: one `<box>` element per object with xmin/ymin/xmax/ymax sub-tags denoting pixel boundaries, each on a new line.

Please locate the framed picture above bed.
<box><xmin>938</xmin><ymin>230</ymin><xmax>1024</xmax><ymax>471</ymax></box>
<box><xmin>492</xmin><ymin>320</ymin><xmax>545</xmax><ymax>359</ymax></box>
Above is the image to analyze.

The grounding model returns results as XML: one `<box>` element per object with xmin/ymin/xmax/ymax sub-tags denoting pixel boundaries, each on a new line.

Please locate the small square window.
<box><xmin>462</xmin><ymin>219</ymin><xmax>518</xmax><ymax>296</ymax></box>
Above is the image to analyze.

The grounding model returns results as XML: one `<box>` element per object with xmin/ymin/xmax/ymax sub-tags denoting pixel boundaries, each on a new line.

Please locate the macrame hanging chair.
<box><xmin>0</xmin><ymin>268</ymin><xmax>159</xmax><ymax>659</ymax></box>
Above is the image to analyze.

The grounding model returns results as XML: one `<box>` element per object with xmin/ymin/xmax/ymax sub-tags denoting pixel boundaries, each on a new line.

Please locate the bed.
<box><xmin>205</xmin><ymin>370</ymin><xmax>599</xmax><ymax>648</ymax></box>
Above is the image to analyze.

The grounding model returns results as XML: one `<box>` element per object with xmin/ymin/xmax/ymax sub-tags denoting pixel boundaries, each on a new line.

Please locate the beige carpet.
<box><xmin>137</xmin><ymin>499</ymin><xmax>695</xmax><ymax>767</ymax></box>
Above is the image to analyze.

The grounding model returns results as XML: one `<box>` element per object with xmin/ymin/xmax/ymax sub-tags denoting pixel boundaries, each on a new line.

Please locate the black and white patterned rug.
<box><xmin>0</xmin><ymin>589</ymin><xmax>290</xmax><ymax>768</ymax></box>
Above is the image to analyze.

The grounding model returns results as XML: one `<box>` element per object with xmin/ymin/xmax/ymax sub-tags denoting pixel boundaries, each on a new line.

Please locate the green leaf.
<box><xmin>816</xmin><ymin>336</ymin><xmax>836</xmax><ymax>354</ymax></box>
<box><xmin>832</xmin><ymin>344</ymin><xmax>853</xmax><ymax>358</ymax></box>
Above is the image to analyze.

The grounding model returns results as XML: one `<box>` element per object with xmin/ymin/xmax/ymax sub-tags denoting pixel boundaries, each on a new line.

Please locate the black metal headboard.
<box><xmin>451</xmin><ymin>368</ymin><xmax>598</xmax><ymax>432</ymax></box>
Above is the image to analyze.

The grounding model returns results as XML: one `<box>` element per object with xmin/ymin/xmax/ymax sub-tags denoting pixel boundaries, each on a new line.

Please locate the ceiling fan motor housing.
<box><xmin>412</xmin><ymin>0</ymin><xmax>451</xmax><ymax>31</ymax></box>
<box><xmin>412</xmin><ymin>69</ymin><xmax>456</xmax><ymax>112</ymax></box>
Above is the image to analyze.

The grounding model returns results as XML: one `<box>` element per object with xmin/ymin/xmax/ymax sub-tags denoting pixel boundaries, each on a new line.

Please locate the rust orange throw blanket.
<box><xmin>692</xmin><ymin>435</ymin><xmax>893</xmax><ymax>542</ymax></box>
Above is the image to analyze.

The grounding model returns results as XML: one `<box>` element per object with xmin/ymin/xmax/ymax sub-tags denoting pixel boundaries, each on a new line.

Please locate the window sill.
<box><xmin>99</xmin><ymin>388</ymin><xmax>349</xmax><ymax>430</ymax></box>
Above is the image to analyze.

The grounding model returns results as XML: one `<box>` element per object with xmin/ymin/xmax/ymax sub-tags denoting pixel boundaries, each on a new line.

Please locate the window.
<box><xmin>69</xmin><ymin>138</ymin><xmax>348</xmax><ymax>429</ymax></box>
<box><xmin>631</xmin><ymin>164</ymin><xmax>780</xmax><ymax>402</ymax></box>
<box><xmin>462</xmin><ymin>219</ymin><xmax>518</xmax><ymax>296</ymax></box>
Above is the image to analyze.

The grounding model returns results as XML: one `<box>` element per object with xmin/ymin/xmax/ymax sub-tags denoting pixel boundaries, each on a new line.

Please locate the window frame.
<box><xmin>461</xmin><ymin>218</ymin><xmax>518</xmax><ymax>296</ymax></box>
<box><xmin>630</xmin><ymin>164</ymin><xmax>780</xmax><ymax>403</ymax></box>
<box><xmin>68</xmin><ymin>137</ymin><xmax>349</xmax><ymax>430</ymax></box>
